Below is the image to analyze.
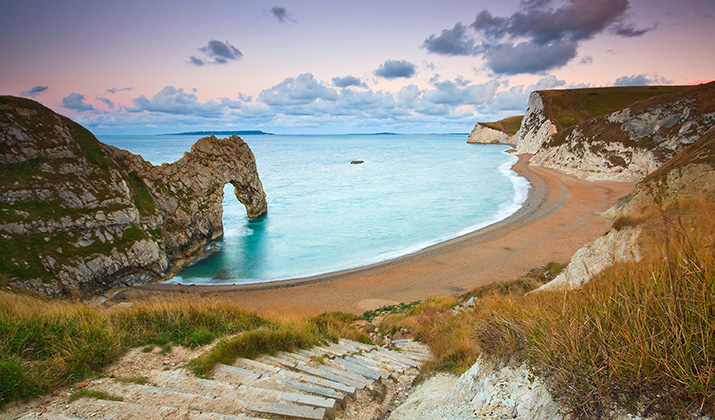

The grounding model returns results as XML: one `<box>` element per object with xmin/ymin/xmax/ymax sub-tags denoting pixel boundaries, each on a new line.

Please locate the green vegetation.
<box><xmin>0</xmin><ymin>297</ymin><xmax>367</xmax><ymax>406</ymax></box>
<box><xmin>68</xmin><ymin>389</ymin><xmax>123</xmax><ymax>403</ymax></box>
<box><xmin>480</xmin><ymin>115</ymin><xmax>524</xmax><ymax>136</ymax></box>
<box><xmin>190</xmin><ymin>312</ymin><xmax>370</xmax><ymax>377</ymax></box>
<box><xmin>542</xmin><ymin>85</ymin><xmax>686</xmax><ymax>130</ymax></box>
<box><xmin>124</xmin><ymin>171</ymin><xmax>156</xmax><ymax>215</ymax></box>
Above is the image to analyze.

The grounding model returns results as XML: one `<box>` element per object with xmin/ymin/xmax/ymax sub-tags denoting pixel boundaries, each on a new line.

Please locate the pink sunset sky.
<box><xmin>1</xmin><ymin>0</ymin><xmax>713</xmax><ymax>134</ymax></box>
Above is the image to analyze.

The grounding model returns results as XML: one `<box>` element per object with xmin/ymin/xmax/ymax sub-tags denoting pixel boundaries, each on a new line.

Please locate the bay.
<box><xmin>98</xmin><ymin>133</ymin><xmax>529</xmax><ymax>284</ymax></box>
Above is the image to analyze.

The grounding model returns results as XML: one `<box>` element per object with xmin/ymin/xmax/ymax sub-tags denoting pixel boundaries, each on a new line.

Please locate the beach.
<box><xmin>108</xmin><ymin>155</ymin><xmax>636</xmax><ymax>316</ymax></box>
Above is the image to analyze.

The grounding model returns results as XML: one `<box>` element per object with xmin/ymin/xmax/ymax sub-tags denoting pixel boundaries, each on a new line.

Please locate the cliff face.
<box><xmin>467</xmin><ymin>116</ymin><xmax>522</xmax><ymax>146</ymax></box>
<box><xmin>515</xmin><ymin>92</ymin><xmax>558</xmax><ymax>153</ymax></box>
<box><xmin>467</xmin><ymin>124</ymin><xmax>514</xmax><ymax>145</ymax></box>
<box><xmin>539</xmin><ymin>125</ymin><xmax>715</xmax><ymax>291</ymax></box>
<box><xmin>0</xmin><ymin>96</ymin><xmax>267</xmax><ymax>297</ymax></box>
<box><xmin>518</xmin><ymin>83</ymin><xmax>715</xmax><ymax>181</ymax></box>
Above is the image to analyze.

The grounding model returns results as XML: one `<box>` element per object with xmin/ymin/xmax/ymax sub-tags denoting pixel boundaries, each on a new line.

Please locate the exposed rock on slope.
<box><xmin>539</xmin><ymin>125</ymin><xmax>715</xmax><ymax>291</ymax></box>
<box><xmin>467</xmin><ymin>116</ymin><xmax>522</xmax><ymax>146</ymax></box>
<box><xmin>0</xmin><ymin>96</ymin><xmax>267</xmax><ymax>297</ymax></box>
<box><xmin>518</xmin><ymin>83</ymin><xmax>715</xmax><ymax>181</ymax></box>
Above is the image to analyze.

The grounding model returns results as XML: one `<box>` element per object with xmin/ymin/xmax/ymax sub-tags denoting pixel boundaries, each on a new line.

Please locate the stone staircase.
<box><xmin>8</xmin><ymin>339</ymin><xmax>431</xmax><ymax>420</ymax></box>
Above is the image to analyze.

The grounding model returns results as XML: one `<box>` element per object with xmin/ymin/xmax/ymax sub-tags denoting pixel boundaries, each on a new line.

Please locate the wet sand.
<box><xmin>109</xmin><ymin>155</ymin><xmax>635</xmax><ymax>316</ymax></box>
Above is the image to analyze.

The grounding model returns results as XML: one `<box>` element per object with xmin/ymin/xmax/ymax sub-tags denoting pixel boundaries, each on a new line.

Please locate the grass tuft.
<box><xmin>68</xmin><ymin>389</ymin><xmax>123</xmax><ymax>403</ymax></box>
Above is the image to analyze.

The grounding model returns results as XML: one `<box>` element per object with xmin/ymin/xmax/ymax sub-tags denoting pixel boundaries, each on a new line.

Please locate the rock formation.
<box><xmin>516</xmin><ymin>83</ymin><xmax>715</xmax><ymax>181</ymax></box>
<box><xmin>467</xmin><ymin>116</ymin><xmax>522</xmax><ymax>146</ymax></box>
<box><xmin>539</xmin><ymin>125</ymin><xmax>715</xmax><ymax>291</ymax></box>
<box><xmin>467</xmin><ymin>124</ymin><xmax>514</xmax><ymax>145</ymax></box>
<box><xmin>0</xmin><ymin>96</ymin><xmax>267</xmax><ymax>297</ymax></box>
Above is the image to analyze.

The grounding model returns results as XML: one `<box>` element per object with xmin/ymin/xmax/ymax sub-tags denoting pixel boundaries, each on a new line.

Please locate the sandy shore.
<box><xmin>109</xmin><ymin>155</ymin><xmax>635</xmax><ymax>316</ymax></box>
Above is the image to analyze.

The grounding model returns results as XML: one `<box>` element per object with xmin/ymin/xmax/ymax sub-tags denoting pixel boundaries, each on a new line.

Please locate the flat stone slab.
<box><xmin>246</xmin><ymin>401</ymin><xmax>327</xmax><ymax>420</ymax></box>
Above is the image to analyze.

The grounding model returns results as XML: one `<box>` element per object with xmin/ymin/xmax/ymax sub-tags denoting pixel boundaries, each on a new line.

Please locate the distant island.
<box><xmin>161</xmin><ymin>130</ymin><xmax>273</xmax><ymax>136</ymax></box>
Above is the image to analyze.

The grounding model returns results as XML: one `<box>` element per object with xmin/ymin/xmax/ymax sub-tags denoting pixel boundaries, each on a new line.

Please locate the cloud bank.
<box><xmin>423</xmin><ymin>0</ymin><xmax>654</xmax><ymax>74</ymax></box>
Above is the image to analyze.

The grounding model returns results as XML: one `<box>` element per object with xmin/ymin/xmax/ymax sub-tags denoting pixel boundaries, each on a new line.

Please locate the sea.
<box><xmin>98</xmin><ymin>133</ymin><xmax>530</xmax><ymax>285</ymax></box>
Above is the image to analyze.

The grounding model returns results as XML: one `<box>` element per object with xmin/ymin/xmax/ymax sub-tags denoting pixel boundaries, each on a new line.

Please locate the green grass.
<box><xmin>541</xmin><ymin>85</ymin><xmax>686</xmax><ymax>130</ymax></box>
<box><xmin>68</xmin><ymin>389</ymin><xmax>123</xmax><ymax>403</ymax></box>
<box><xmin>479</xmin><ymin>115</ymin><xmax>524</xmax><ymax>136</ymax></box>
<box><xmin>0</xmin><ymin>297</ymin><xmax>368</xmax><ymax>407</ymax></box>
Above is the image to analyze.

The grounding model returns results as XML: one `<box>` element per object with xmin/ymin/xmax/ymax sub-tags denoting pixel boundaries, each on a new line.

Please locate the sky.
<box><xmin>1</xmin><ymin>0</ymin><xmax>713</xmax><ymax>134</ymax></box>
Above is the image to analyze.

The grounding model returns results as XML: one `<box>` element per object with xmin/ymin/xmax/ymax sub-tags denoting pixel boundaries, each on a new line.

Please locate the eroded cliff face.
<box><xmin>538</xmin><ymin>126</ymin><xmax>715</xmax><ymax>291</ymax></box>
<box><xmin>0</xmin><ymin>96</ymin><xmax>266</xmax><ymax>297</ymax></box>
<box><xmin>515</xmin><ymin>92</ymin><xmax>558</xmax><ymax>154</ymax></box>
<box><xmin>467</xmin><ymin>123</ymin><xmax>516</xmax><ymax>146</ymax></box>
<box><xmin>519</xmin><ymin>83</ymin><xmax>715</xmax><ymax>181</ymax></box>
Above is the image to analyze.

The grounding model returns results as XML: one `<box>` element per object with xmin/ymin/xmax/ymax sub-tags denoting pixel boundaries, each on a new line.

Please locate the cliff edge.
<box><xmin>517</xmin><ymin>83</ymin><xmax>715</xmax><ymax>181</ymax></box>
<box><xmin>467</xmin><ymin>116</ymin><xmax>522</xmax><ymax>146</ymax></box>
<box><xmin>0</xmin><ymin>96</ymin><xmax>267</xmax><ymax>297</ymax></box>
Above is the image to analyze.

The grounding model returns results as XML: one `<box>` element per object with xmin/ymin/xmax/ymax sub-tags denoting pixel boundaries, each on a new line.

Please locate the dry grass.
<box><xmin>473</xmin><ymin>201</ymin><xmax>715</xmax><ymax>418</ymax></box>
<box><xmin>0</xmin><ymin>295</ymin><xmax>367</xmax><ymax>406</ymax></box>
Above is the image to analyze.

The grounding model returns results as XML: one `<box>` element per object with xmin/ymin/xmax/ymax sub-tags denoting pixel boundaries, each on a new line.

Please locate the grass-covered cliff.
<box><xmin>0</xmin><ymin>96</ymin><xmax>266</xmax><ymax>297</ymax></box>
<box><xmin>518</xmin><ymin>82</ymin><xmax>715</xmax><ymax>181</ymax></box>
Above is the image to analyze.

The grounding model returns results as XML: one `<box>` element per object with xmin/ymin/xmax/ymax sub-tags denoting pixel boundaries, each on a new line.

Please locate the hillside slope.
<box><xmin>518</xmin><ymin>82</ymin><xmax>715</xmax><ymax>181</ymax></box>
<box><xmin>0</xmin><ymin>96</ymin><xmax>267</xmax><ymax>297</ymax></box>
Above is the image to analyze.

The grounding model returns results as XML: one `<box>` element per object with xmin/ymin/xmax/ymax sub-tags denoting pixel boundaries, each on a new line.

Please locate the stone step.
<box><xmin>372</xmin><ymin>349</ymin><xmax>421</xmax><ymax>367</ymax></box>
<box><xmin>53</xmin><ymin>398</ymin><xmax>262</xmax><ymax>420</ymax></box>
<box><xmin>339</xmin><ymin>339</ymin><xmax>376</xmax><ymax>352</ymax></box>
<box><xmin>89</xmin><ymin>381</ymin><xmax>324</xmax><ymax>420</ymax></box>
<box><xmin>280</xmin><ymin>351</ymin><xmax>312</xmax><ymax>363</ymax></box>
<box><xmin>324</xmin><ymin>341</ymin><xmax>364</xmax><ymax>356</ymax></box>
<box><xmin>235</xmin><ymin>358</ymin><xmax>356</xmax><ymax>396</ymax></box>
<box><xmin>328</xmin><ymin>357</ymin><xmax>387</xmax><ymax>380</ymax></box>
<box><xmin>350</xmin><ymin>354</ymin><xmax>409</xmax><ymax>373</ymax></box>
<box><xmin>148</xmin><ymin>369</ymin><xmax>337</xmax><ymax>415</ymax></box>
<box><xmin>246</xmin><ymin>401</ymin><xmax>327</xmax><ymax>420</ymax></box>
<box><xmin>276</xmin><ymin>379</ymin><xmax>347</xmax><ymax>406</ymax></box>
<box><xmin>311</xmin><ymin>360</ymin><xmax>375</xmax><ymax>385</ymax></box>
<box><xmin>262</xmin><ymin>355</ymin><xmax>372</xmax><ymax>388</ymax></box>
<box><xmin>278</xmin><ymin>361</ymin><xmax>367</xmax><ymax>390</ymax></box>
<box><xmin>15</xmin><ymin>413</ymin><xmax>88</xmax><ymax>420</ymax></box>
<box><xmin>87</xmin><ymin>381</ymin><xmax>250</xmax><ymax>416</ymax></box>
<box><xmin>216</xmin><ymin>364</ymin><xmax>346</xmax><ymax>403</ymax></box>
<box><xmin>311</xmin><ymin>345</ymin><xmax>347</xmax><ymax>358</ymax></box>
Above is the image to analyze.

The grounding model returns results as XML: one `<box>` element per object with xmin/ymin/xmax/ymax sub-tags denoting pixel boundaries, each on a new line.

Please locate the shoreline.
<box><xmin>108</xmin><ymin>155</ymin><xmax>636</xmax><ymax>316</ymax></box>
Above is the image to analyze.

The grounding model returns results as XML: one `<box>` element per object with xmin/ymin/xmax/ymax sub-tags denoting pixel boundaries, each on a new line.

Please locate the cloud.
<box><xmin>375</xmin><ymin>60</ymin><xmax>416</xmax><ymax>80</ymax></box>
<box><xmin>259</xmin><ymin>73</ymin><xmax>338</xmax><ymax>106</ymax></box>
<box><xmin>20</xmin><ymin>85</ymin><xmax>48</xmax><ymax>98</ymax></box>
<box><xmin>612</xmin><ymin>23</ymin><xmax>656</xmax><ymax>37</ymax></box>
<box><xmin>106</xmin><ymin>87</ymin><xmax>132</xmax><ymax>94</ymax></box>
<box><xmin>424</xmin><ymin>0</ymin><xmax>653</xmax><ymax>74</ymax></box>
<box><xmin>190</xmin><ymin>40</ymin><xmax>243</xmax><ymax>66</ymax></box>
<box><xmin>485</xmin><ymin>40</ymin><xmax>578</xmax><ymax>75</ymax></box>
<box><xmin>423</xmin><ymin>77</ymin><xmax>501</xmax><ymax>106</ymax></box>
<box><xmin>580</xmin><ymin>55</ymin><xmax>593</xmax><ymax>65</ymax></box>
<box><xmin>422</xmin><ymin>23</ymin><xmax>479</xmax><ymax>56</ymax></box>
<box><xmin>61</xmin><ymin>93</ymin><xmax>95</xmax><ymax>112</ymax></box>
<box><xmin>128</xmin><ymin>86</ymin><xmax>223</xmax><ymax>116</ymax></box>
<box><xmin>332</xmin><ymin>75</ymin><xmax>366</xmax><ymax>88</ymax></box>
<box><xmin>270</xmin><ymin>6</ymin><xmax>294</xmax><ymax>23</ymax></box>
<box><xmin>97</xmin><ymin>97</ymin><xmax>115</xmax><ymax>108</ymax></box>
<box><xmin>613</xmin><ymin>73</ymin><xmax>670</xmax><ymax>86</ymax></box>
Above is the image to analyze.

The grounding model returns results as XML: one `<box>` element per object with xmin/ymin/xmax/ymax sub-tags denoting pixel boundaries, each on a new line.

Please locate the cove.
<box><xmin>99</xmin><ymin>133</ymin><xmax>529</xmax><ymax>285</ymax></box>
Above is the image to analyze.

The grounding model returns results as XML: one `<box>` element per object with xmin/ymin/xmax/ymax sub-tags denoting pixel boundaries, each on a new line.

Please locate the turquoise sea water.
<box><xmin>99</xmin><ymin>134</ymin><xmax>529</xmax><ymax>284</ymax></box>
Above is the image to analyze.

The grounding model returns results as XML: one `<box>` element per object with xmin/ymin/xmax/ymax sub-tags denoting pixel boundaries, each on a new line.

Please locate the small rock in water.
<box><xmin>350</xmin><ymin>160</ymin><xmax>364</xmax><ymax>164</ymax></box>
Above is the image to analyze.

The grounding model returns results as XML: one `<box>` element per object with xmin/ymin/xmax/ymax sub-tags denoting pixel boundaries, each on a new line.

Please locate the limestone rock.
<box><xmin>516</xmin><ymin>92</ymin><xmax>558</xmax><ymax>153</ymax></box>
<box><xmin>538</xmin><ymin>125</ymin><xmax>715</xmax><ymax>291</ymax></box>
<box><xmin>467</xmin><ymin>123</ymin><xmax>515</xmax><ymax>145</ymax></box>
<box><xmin>0</xmin><ymin>96</ymin><xmax>267</xmax><ymax>297</ymax></box>
<box><xmin>519</xmin><ymin>82</ymin><xmax>715</xmax><ymax>181</ymax></box>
